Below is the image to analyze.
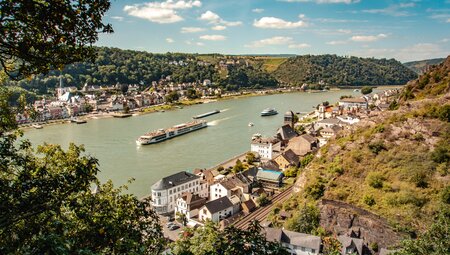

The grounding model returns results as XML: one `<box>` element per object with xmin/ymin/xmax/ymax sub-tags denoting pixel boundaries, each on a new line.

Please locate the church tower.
<box><xmin>284</xmin><ymin>110</ymin><xmax>295</xmax><ymax>128</ymax></box>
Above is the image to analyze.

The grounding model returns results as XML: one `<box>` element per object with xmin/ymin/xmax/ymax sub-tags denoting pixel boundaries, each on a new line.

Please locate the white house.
<box><xmin>251</xmin><ymin>137</ymin><xmax>281</xmax><ymax>160</ymax></box>
<box><xmin>151</xmin><ymin>171</ymin><xmax>201</xmax><ymax>215</ymax></box>
<box><xmin>209</xmin><ymin>175</ymin><xmax>251</xmax><ymax>201</ymax></box>
<box><xmin>338</xmin><ymin>97</ymin><xmax>368</xmax><ymax>110</ymax></box>
<box><xmin>174</xmin><ymin>192</ymin><xmax>206</xmax><ymax>220</ymax></box>
<box><xmin>198</xmin><ymin>196</ymin><xmax>235</xmax><ymax>223</ymax></box>
<box><xmin>264</xmin><ymin>228</ymin><xmax>322</xmax><ymax>255</ymax></box>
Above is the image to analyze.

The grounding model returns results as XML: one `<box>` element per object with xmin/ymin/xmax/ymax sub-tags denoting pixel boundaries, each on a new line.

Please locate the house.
<box><xmin>338</xmin><ymin>235</ymin><xmax>364</xmax><ymax>255</ymax></box>
<box><xmin>286</xmin><ymin>134</ymin><xmax>318</xmax><ymax>156</ymax></box>
<box><xmin>264</xmin><ymin>228</ymin><xmax>321</xmax><ymax>255</ymax></box>
<box><xmin>274</xmin><ymin>149</ymin><xmax>300</xmax><ymax>170</ymax></box>
<box><xmin>260</xmin><ymin>160</ymin><xmax>280</xmax><ymax>171</ymax></box>
<box><xmin>174</xmin><ymin>192</ymin><xmax>206</xmax><ymax>220</ymax></box>
<box><xmin>209</xmin><ymin>175</ymin><xmax>251</xmax><ymax>201</ymax></box>
<box><xmin>314</xmin><ymin>118</ymin><xmax>345</xmax><ymax>130</ymax></box>
<box><xmin>241</xmin><ymin>199</ymin><xmax>257</xmax><ymax>214</ymax></box>
<box><xmin>257</xmin><ymin>169</ymin><xmax>284</xmax><ymax>188</ymax></box>
<box><xmin>151</xmin><ymin>171</ymin><xmax>201</xmax><ymax>214</ymax></box>
<box><xmin>338</xmin><ymin>97</ymin><xmax>368</xmax><ymax>110</ymax></box>
<box><xmin>320</xmin><ymin>125</ymin><xmax>342</xmax><ymax>139</ymax></box>
<box><xmin>251</xmin><ymin>137</ymin><xmax>281</xmax><ymax>160</ymax></box>
<box><xmin>276</xmin><ymin>124</ymin><xmax>298</xmax><ymax>142</ymax></box>
<box><xmin>198</xmin><ymin>196</ymin><xmax>235</xmax><ymax>223</ymax></box>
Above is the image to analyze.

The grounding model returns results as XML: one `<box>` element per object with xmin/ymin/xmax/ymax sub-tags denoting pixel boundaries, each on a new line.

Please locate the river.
<box><xmin>23</xmin><ymin>90</ymin><xmax>362</xmax><ymax>197</ymax></box>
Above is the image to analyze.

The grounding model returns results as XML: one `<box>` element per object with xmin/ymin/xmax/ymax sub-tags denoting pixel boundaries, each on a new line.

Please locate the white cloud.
<box><xmin>111</xmin><ymin>16</ymin><xmax>124</xmax><ymax>21</ymax></box>
<box><xmin>199</xmin><ymin>35</ymin><xmax>226</xmax><ymax>41</ymax></box>
<box><xmin>124</xmin><ymin>0</ymin><xmax>201</xmax><ymax>24</ymax></box>
<box><xmin>337</xmin><ymin>29</ymin><xmax>352</xmax><ymax>34</ymax></box>
<box><xmin>199</xmin><ymin>11</ymin><xmax>242</xmax><ymax>26</ymax></box>
<box><xmin>362</xmin><ymin>3</ymin><xmax>415</xmax><ymax>17</ymax></box>
<box><xmin>252</xmin><ymin>8</ymin><xmax>264</xmax><ymax>13</ymax></box>
<box><xmin>326</xmin><ymin>40</ymin><xmax>348</xmax><ymax>45</ymax></box>
<box><xmin>196</xmin><ymin>42</ymin><xmax>205</xmax><ymax>46</ymax></box>
<box><xmin>181</xmin><ymin>27</ymin><xmax>206</xmax><ymax>33</ymax></box>
<box><xmin>316</xmin><ymin>18</ymin><xmax>368</xmax><ymax>23</ymax></box>
<box><xmin>166</xmin><ymin>38</ymin><xmax>175</xmax><ymax>43</ymax></box>
<box><xmin>350</xmin><ymin>33</ymin><xmax>387</xmax><ymax>42</ymax></box>
<box><xmin>288</xmin><ymin>43</ymin><xmax>311</xmax><ymax>49</ymax></box>
<box><xmin>212</xmin><ymin>25</ymin><xmax>227</xmax><ymax>31</ymax></box>
<box><xmin>245</xmin><ymin>36</ymin><xmax>294</xmax><ymax>47</ymax></box>
<box><xmin>351</xmin><ymin>43</ymin><xmax>445</xmax><ymax>62</ymax></box>
<box><xmin>253</xmin><ymin>16</ymin><xmax>307</xmax><ymax>29</ymax></box>
<box><xmin>280</xmin><ymin>0</ymin><xmax>360</xmax><ymax>4</ymax></box>
<box><xmin>447</xmin><ymin>18</ymin><xmax>450</xmax><ymax>22</ymax></box>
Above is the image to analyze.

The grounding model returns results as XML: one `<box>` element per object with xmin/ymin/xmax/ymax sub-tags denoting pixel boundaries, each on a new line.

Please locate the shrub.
<box><xmin>305</xmin><ymin>179</ymin><xmax>325</xmax><ymax>200</ymax></box>
<box><xmin>366</xmin><ymin>172</ymin><xmax>385</xmax><ymax>189</ymax></box>
<box><xmin>368</xmin><ymin>141</ymin><xmax>386</xmax><ymax>155</ymax></box>
<box><xmin>410</xmin><ymin>171</ymin><xmax>429</xmax><ymax>188</ymax></box>
<box><xmin>431</xmin><ymin>142</ymin><xmax>450</xmax><ymax>164</ymax></box>
<box><xmin>361</xmin><ymin>86</ymin><xmax>373</xmax><ymax>95</ymax></box>
<box><xmin>284</xmin><ymin>205</ymin><xmax>320</xmax><ymax>234</ymax></box>
<box><xmin>257</xmin><ymin>193</ymin><xmax>270</xmax><ymax>206</ymax></box>
<box><xmin>373</xmin><ymin>124</ymin><xmax>385</xmax><ymax>133</ymax></box>
<box><xmin>442</xmin><ymin>186</ymin><xmax>450</xmax><ymax>204</ymax></box>
<box><xmin>363</xmin><ymin>194</ymin><xmax>376</xmax><ymax>206</ymax></box>
<box><xmin>438</xmin><ymin>104</ymin><xmax>450</xmax><ymax>122</ymax></box>
<box><xmin>284</xmin><ymin>166</ymin><xmax>298</xmax><ymax>178</ymax></box>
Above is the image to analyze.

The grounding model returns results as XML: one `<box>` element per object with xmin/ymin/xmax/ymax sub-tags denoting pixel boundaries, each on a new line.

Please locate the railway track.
<box><xmin>233</xmin><ymin>186</ymin><xmax>294</xmax><ymax>230</ymax></box>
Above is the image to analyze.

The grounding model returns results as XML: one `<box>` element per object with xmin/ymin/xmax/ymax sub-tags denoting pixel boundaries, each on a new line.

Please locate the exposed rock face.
<box><xmin>319</xmin><ymin>199</ymin><xmax>405</xmax><ymax>250</ymax></box>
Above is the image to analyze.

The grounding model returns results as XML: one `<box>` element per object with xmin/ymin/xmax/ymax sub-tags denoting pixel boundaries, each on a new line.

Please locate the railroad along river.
<box><xmin>23</xmin><ymin>90</ymin><xmax>364</xmax><ymax>197</ymax></box>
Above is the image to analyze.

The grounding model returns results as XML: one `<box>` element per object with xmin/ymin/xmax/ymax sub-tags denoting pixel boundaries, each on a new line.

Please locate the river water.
<box><xmin>23</xmin><ymin>90</ymin><xmax>362</xmax><ymax>197</ymax></box>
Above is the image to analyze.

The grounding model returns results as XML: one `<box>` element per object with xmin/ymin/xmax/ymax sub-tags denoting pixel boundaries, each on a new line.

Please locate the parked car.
<box><xmin>168</xmin><ymin>224</ymin><xmax>179</xmax><ymax>231</ymax></box>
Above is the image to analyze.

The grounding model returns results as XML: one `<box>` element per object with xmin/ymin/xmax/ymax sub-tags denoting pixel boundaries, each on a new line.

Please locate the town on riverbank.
<box><xmin>150</xmin><ymin>88</ymin><xmax>400</xmax><ymax>254</ymax></box>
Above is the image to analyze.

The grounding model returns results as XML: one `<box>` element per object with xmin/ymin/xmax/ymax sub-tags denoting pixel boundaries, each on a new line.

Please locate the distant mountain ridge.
<box><xmin>272</xmin><ymin>54</ymin><xmax>417</xmax><ymax>86</ymax></box>
<box><xmin>403</xmin><ymin>58</ymin><xmax>445</xmax><ymax>74</ymax></box>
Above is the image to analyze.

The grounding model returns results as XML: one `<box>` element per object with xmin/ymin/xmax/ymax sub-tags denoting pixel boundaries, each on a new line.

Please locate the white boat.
<box><xmin>261</xmin><ymin>108</ymin><xmax>278</xmax><ymax>116</ymax></box>
<box><xmin>32</xmin><ymin>124</ymin><xmax>43</xmax><ymax>129</ymax></box>
<box><xmin>136</xmin><ymin>120</ymin><xmax>207</xmax><ymax>145</ymax></box>
<box><xmin>251</xmin><ymin>133</ymin><xmax>262</xmax><ymax>140</ymax></box>
<box><xmin>248</xmin><ymin>122</ymin><xmax>254</xmax><ymax>127</ymax></box>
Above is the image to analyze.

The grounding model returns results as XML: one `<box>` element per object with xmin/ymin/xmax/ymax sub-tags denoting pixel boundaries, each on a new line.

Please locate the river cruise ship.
<box><xmin>136</xmin><ymin>120</ymin><xmax>207</xmax><ymax>145</ymax></box>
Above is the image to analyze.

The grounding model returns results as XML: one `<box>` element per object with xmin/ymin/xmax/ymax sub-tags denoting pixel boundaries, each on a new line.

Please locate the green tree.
<box><xmin>0</xmin><ymin>0</ymin><xmax>112</xmax><ymax>79</ymax></box>
<box><xmin>393</xmin><ymin>208</ymin><xmax>450</xmax><ymax>255</ymax></box>
<box><xmin>257</xmin><ymin>193</ymin><xmax>270</xmax><ymax>206</ymax></box>
<box><xmin>165</xmin><ymin>91</ymin><xmax>179</xmax><ymax>103</ymax></box>
<box><xmin>361</xmin><ymin>86</ymin><xmax>373</xmax><ymax>95</ymax></box>
<box><xmin>186</xmin><ymin>88</ymin><xmax>198</xmax><ymax>99</ymax></box>
<box><xmin>171</xmin><ymin>220</ymin><xmax>289</xmax><ymax>255</ymax></box>
<box><xmin>232</xmin><ymin>159</ymin><xmax>244</xmax><ymax>173</ymax></box>
<box><xmin>285</xmin><ymin>204</ymin><xmax>320</xmax><ymax>234</ymax></box>
<box><xmin>246</xmin><ymin>152</ymin><xmax>256</xmax><ymax>165</ymax></box>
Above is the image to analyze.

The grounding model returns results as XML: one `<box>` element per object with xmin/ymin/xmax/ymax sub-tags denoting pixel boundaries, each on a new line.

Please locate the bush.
<box><xmin>442</xmin><ymin>186</ymin><xmax>450</xmax><ymax>204</ymax></box>
<box><xmin>305</xmin><ymin>179</ymin><xmax>325</xmax><ymax>200</ymax></box>
<box><xmin>431</xmin><ymin>142</ymin><xmax>450</xmax><ymax>164</ymax></box>
<box><xmin>361</xmin><ymin>86</ymin><xmax>373</xmax><ymax>95</ymax></box>
<box><xmin>363</xmin><ymin>194</ymin><xmax>376</xmax><ymax>206</ymax></box>
<box><xmin>437</xmin><ymin>105</ymin><xmax>450</xmax><ymax>122</ymax></box>
<box><xmin>366</xmin><ymin>172</ymin><xmax>385</xmax><ymax>189</ymax></box>
<box><xmin>410</xmin><ymin>171</ymin><xmax>429</xmax><ymax>188</ymax></box>
<box><xmin>284</xmin><ymin>205</ymin><xmax>320</xmax><ymax>234</ymax></box>
<box><xmin>284</xmin><ymin>166</ymin><xmax>298</xmax><ymax>178</ymax></box>
<box><xmin>257</xmin><ymin>193</ymin><xmax>270</xmax><ymax>206</ymax></box>
<box><xmin>368</xmin><ymin>141</ymin><xmax>386</xmax><ymax>155</ymax></box>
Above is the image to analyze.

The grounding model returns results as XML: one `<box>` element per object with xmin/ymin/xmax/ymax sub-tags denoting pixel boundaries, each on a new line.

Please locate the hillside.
<box><xmin>283</xmin><ymin>57</ymin><xmax>450</xmax><ymax>249</ymax></box>
<box><xmin>272</xmin><ymin>54</ymin><xmax>418</xmax><ymax>86</ymax></box>
<box><xmin>403</xmin><ymin>58</ymin><xmax>445</xmax><ymax>74</ymax></box>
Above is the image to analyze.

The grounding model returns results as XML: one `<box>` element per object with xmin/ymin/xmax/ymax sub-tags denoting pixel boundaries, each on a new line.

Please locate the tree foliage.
<box><xmin>361</xmin><ymin>86</ymin><xmax>373</xmax><ymax>95</ymax></box>
<box><xmin>285</xmin><ymin>204</ymin><xmax>320</xmax><ymax>234</ymax></box>
<box><xmin>170</xmin><ymin>220</ymin><xmax>289</xmax><ymax>255</ymax></box>
<box><xmin>0</xmin><ymin>0</ymin><xmax>112</xmax><ymax>79</ymax></box>
<box><xmin>273</xmin><ymin>54</ymin><xmax>417</xmax><ymax>86</ymax></box>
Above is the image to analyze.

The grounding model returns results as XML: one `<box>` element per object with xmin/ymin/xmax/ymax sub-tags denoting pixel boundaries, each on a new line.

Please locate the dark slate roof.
<box><xmin>277</xmin><ymin>124</ymin><xmax>298</xmax><ymax>140</ymax></box>
<box><xmin>260</xmin><ymin>160</ymin><xmax>280</xmax><ymax>171</ymax></box>
<box><xmin>282</xmin><ymin>149</ymin><xmax>300</xmax><ymax>165</ymax></box>
<box><xmin>152</xmin><ymin>171</ymin><xmax>200</xmax><ymax>191</ymax></box>
<box><xmin>264</xmin><ymin>228</ymin><xmax>321</xmax><ymax>251</ymax></box>
<box><xmin>204</xmin><ymin>196</ymin><xmax>233</xmax><ymax>214</ymax></box>
<box><xmin>338</xmin><ymin>235</ymin><xmax>364</xmax><ymax>255</ymax></box>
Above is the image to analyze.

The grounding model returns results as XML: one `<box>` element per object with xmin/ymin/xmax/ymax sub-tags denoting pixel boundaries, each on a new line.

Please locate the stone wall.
<box><xmin>319</xmin><ymin>199</ymin><xmax>405</xmax><ymax>250</ymax></box>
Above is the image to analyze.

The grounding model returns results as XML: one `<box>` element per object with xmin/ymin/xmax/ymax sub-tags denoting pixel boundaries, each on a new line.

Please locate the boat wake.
<box><xmin>208</xmin><ymin>116</ymin><xmax>233</xmax><ymax>126</ymax></box>
<box><xmin>220</xmin><ymin>108</ymin><xmax>230</xmax><ymax>112</ymax></box>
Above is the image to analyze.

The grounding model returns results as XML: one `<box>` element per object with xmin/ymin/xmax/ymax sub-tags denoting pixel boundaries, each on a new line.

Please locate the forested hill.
<box><xmin>403</xmin><ymin>58</ymin><xmax>445</xmax><ymax>74</ymax></box>
<box><xmin>272</xmin><ymin>54</ymin><xmax>417</xmax><ymax>86</ymax></box>
<box><xmin>8</xmin><ymin>47</ymin><xmax>277</xmax><ymax>94</ymax></box>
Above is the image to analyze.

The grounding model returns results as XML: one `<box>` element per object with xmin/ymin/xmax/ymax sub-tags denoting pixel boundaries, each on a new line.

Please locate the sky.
<box><xmin>97</xmin><ymin>0</ymin><xmax>450</xmax><ymax>62</ymax></box>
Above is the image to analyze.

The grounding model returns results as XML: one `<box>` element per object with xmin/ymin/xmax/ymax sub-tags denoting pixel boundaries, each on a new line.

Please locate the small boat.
<box><xmin>32</xmin><ymin>124</ymin><xmax>43</xmax><ymax>129</ymax></box>
<box><xmin>261</xmin><ymin>108</ymin><xmax>278</xmax><ymax>116</ymax></box>
<box><xmin>75</xmin><ymin>119</ymin><xmax>87</xmax><ymax>124</ymax></box>
<box><xmin>251</xmin><ymin>133</ymin><xmax>262</xmax><ymax>140</ymax></box>
<box><xmin>353</xmin><ymin>89</ymin><xmax>360</xmax><ymax>92</ymax></box>
<box><xmin>248</xmin><ymin>122</ymin><xmax>254</xmax><ymax>127</ymax></box>
<box><xmin>112</xmin><ymin>112</ymin><xmax>132</xmax><ymax>118</ymax></box>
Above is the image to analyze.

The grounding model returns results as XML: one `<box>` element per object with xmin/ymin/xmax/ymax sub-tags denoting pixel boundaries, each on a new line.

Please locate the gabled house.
<box><xmin>251</xmin><ymin>137</ymin><xmax>281</xmax><ymax>160</ymax></box>
<box><xmin>320</xmin><ymin>125</ymin><xmax>342</xmax><ymax>139</ymax></box>
<box><xmin>286</xmin><ymin>134</ymin><xmax>318</xmax><ymax>157</ymax></box>
<box><xmin>198</xmin><ymin>196</ymin><xmax>235</xmax><ymax>223</ymax></box>
<box><xmin>209</xmin><ymin>175</ymin><xmax>251</xmax><ymax>201</ymax></box>
<box><xmin>276</xmin><ymin>124</ymin><xmax>298</xmax><ymax>143</ymax></box>
<box><xmin>274</xmin><ymin>149</ymin><xmax>300</xmax><ymax>171</ymax></box>
<box><xmin>264</xmin><ymin>228</ymin><xmax>322</xmax><ymax>255</ymax></box>
<box><xmin>174</xmin><ymin>192</ymin><xmax>206</xmax><ymax>219</ymax></box>
<box><xmin>338</xmin><ymin>235</ymin><xmax>364</xmax><ymax>255</ymax></box>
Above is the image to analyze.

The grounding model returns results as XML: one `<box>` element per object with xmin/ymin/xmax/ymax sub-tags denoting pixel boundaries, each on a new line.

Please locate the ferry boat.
<box><xmin>32</xmin><ymin>124</ymin><xmax>43</xmax><ymax>129</ymax></box>
<box><xmin>192</xmin><ymin>110</ymin><xmax>220</xmax><ymax>119</ymax></box>
<box><xmin>260</xmin><ymin>108</ymin><xmax>278</xmax><ymax>116</ymax></box>
<box><xmin>136</xmin><ymin>120</ymin><xmax>207</xmax><ymax>145</ymax></box>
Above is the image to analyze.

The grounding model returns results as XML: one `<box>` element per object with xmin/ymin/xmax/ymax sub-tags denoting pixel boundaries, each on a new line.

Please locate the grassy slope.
<box><xmin>260</xmin><ymin>58</ymin><xmax>288</xmax><ymax>73</ymax></box>
<box><xmin>403</xmin><ymin>58</ymin><xmax>445</xmax><ymax>74</ymax></box>
<box><xmin>288</xmin><ymin>56</ymin><xmax>450</xmax><ymax>234</ymax></box>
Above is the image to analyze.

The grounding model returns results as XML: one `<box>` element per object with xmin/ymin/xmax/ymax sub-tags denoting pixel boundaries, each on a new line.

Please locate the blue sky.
<box><xmin>97</xmin><ymin>0</ymin><xmax>450</xmax><ymax>62</ymax></box>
